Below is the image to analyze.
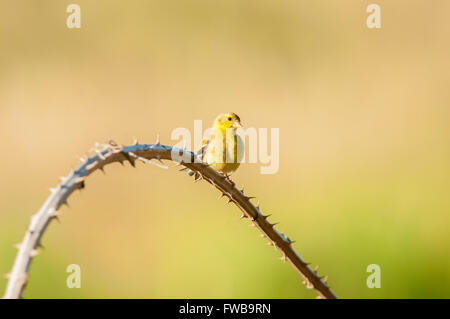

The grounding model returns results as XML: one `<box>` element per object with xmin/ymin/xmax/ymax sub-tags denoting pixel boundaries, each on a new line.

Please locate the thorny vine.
<box><xmin>3</xmin><ymin>139</ymin><xmax>338</xmax><ymax>299</ymax></box>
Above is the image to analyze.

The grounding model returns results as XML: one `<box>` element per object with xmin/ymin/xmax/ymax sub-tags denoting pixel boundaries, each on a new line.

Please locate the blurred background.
<box><xmin>1</xmin><ymin>0</ymin><xmax>449</xmax><ymax>298</ymax></box>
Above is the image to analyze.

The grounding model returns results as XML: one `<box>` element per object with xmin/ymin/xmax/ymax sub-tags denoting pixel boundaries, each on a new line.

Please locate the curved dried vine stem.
<box><xmin>3</xmin><ymin>140</ymin><xmax>338</xmax><ymax>299</ymax></box>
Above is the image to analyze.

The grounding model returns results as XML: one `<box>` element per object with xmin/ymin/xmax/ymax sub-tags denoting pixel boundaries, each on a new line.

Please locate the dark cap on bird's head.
<box><xmin>230</xmin><ymin>112</ymin><xmax>240</xmax><ymax>122</ymax></box>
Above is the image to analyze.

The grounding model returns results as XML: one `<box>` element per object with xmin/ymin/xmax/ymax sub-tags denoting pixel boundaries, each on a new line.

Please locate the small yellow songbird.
<box><xmin>189</xmin><ymin>113</ymin><xmax>244</xmax><ymax>179</ymax></box>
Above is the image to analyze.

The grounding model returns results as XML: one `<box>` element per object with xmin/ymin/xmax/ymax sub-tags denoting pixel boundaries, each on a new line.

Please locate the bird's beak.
<box><xmin>232</xmin><ymin>121</ymin><xmax>243</xmax><ymax>129</ymax></box>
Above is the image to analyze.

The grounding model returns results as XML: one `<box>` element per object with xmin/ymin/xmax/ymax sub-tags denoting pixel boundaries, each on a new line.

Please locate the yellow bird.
<box><xmin>188</xmin><ymin>113</ymin><xmax>244</xmax><ymax>180</ymax></box>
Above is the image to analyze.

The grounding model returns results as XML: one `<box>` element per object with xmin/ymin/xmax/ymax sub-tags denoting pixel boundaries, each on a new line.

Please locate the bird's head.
<box><xmin>213</xmin><ymin>113</ymin><xmax>242</xmax><ymax>132</ymax></box>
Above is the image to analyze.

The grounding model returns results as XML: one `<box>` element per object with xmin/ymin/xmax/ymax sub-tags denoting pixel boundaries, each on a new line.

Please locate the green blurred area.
<box><xmin>1</xmin><ymin>0</ymin><xmax>449</xmax><ymax>298</ymax></box>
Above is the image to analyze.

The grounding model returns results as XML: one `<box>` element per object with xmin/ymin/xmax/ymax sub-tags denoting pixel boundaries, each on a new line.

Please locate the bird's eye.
<box><xmin>227</xmin><ymin>117</ymin><xmax>232</xmax><ymax>121</ymax></box>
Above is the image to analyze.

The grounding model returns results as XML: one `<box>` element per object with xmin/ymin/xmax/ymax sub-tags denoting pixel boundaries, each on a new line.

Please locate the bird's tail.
<box><xmin>180</xmin><ymin>142</ymin><xmax>208</xmax><ymax>178</ymax></box>
<box><xmin>179</xmin><ymin>167</ymin><xmax>196</xmax><ymax>176</ymax></box>
<box><xmin>187</xmin><ymin>169</ymin><xmax>195</xmax><ymax>176</ymax></box>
